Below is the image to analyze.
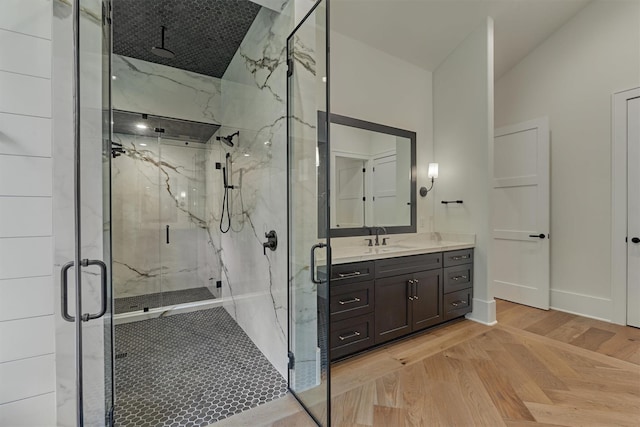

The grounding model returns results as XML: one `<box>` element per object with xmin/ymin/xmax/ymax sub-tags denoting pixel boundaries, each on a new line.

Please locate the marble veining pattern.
<box><xmin>112</xmin><ymin>55</ymin><xmax>222</xmax><ymax>125</ymax></box>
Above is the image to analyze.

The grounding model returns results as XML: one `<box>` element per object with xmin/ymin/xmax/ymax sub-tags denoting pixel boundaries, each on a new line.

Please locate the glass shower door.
<box><xmin>58</xmin><ymin>0</ymin><xmax>114</xmax><ymax>425</ymax></box>
<box><xmin>158</xmin><ymin>138</ymin><xmax>209</xmax><ymax>307</ymax></box>
<box><xmin>287</xmin><ymin>0</ymin><xmax>330</xmax><ymax>424</ymax></box>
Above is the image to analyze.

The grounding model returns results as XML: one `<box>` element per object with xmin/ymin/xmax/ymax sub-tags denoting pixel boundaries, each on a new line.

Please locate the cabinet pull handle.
<box><xmin>409</xmin><ymin>296</ymin><xmax>414</xmax><ymax>301</ymax></box>
<box><xmin>451</xmin><ymin>255</ymin><xmax>470</xmax><ymax>260</ymax></box>
<box><xmin>338</xmin><ymin>297</ymin><xmax>361</xmax><ymax>305</ymax></box>
<box><xmin>338</xmin><ymin>271</ymin><xmax>361</xmax><ymax>278</ymax></box>
<box><xmin>451</xmin><ymin>275</ymin><xmax>468</xmax><ymax>281</ymax></box>
<box><xmin>451</xmin><ymin>300</ymin><xmax>467</xmax><ymax>307</ymax></box>
<box><xmin>338</xmin><ymin>331</ymin><xmax>361</xmax><ymax>341</ymax></box>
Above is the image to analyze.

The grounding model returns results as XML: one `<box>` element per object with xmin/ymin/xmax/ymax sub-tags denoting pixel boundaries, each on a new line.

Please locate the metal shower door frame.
<box><xmin>59</xmin><ymin>0</ymin><xmax>115</xmax><ymax>425</ymax></box>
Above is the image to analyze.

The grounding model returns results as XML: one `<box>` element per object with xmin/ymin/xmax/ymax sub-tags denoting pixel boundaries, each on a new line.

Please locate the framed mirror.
<box><xmin>318</xmin><ymin>112</ymin><xmax>417</xmax><ymax>237</ymax></box>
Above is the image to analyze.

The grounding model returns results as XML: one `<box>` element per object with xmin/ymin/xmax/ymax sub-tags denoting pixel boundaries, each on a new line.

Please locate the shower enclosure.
<box><xmin>111</xmin><ymin>113</ymin><xmax>223</xmax><ymax>317</ymax></box>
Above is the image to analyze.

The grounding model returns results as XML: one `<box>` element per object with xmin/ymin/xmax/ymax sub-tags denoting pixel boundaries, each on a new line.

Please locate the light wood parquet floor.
<box><xmin>221</xmin><ymin>300</ymin><xmax>640</xmax><ymax>427</ymax></box>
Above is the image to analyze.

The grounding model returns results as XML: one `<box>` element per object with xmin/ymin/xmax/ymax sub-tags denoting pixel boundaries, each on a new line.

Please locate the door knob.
<box><xmin>632</xmin><ymin>237</ymin><xmax>640</xmax><ymax>244</ymax></box>
<box><xmin>529</xmin><ymin>233</ymin><xmax>546</xmax><ymax>239</ymax></box>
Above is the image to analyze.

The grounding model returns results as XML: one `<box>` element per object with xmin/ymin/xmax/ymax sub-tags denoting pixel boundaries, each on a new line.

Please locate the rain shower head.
<box><xmin>216</xmin><ymin>131</ymin><xmax>239</xmax><ymax>147</ymax></box>
<box><xmin>151</xmin><ymin>26</ymin><xmax>175</xmax><ymax>59</ymax></box>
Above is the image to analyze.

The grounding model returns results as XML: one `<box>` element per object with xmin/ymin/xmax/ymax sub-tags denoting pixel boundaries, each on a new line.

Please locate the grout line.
<box><xmin>0</xmin><ymin>274</ymin><xmax>52</xmax><ymax>282</ymax></box>
<box><xmin>0</xmin><ymin>313</ymin><xmax>54</xmax><ymax>324</ymax></box>
<box><xmin>0</xmin><ymin>153</ymin><xmax>52</xmax><ymax>160</ymax></box>
<box><xmin>0</xmin><ymin>391</ymin><xmax>55</xmax><ymax>407</ymax></box>
<box><xmin>0</xmin><ymin>352</ymin><xmax>55</xmax><ymax>366</ymax></box>
<box><xmin>0</xmin><ymin>68</ymin><xmax>50</xmax><ymax>81</ymax></box>
<box><xmin>0</xmin><ymin>27</ymin><xmax>51</xmax><ymax>42</ymax></box>
<box><xmin>0</xmin><ymin>195</ymin><xmax>52</xmax><ymax>199</ymax></box>
<box><xmin>0</xmin><ymin>110</ymin><xmax>51</xmax><ymax>120</ymax></box>
<box><xmin>0</xmin><ymin>235</ymin><xmax>53</xmax><ymax>240</ymax></box>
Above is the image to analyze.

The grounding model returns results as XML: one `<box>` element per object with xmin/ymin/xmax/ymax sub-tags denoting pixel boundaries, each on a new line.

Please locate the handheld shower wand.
<box><xmin>220</xmin><ymin>153</ymin><xmax>232</xmax><ymax>233</ymax></box>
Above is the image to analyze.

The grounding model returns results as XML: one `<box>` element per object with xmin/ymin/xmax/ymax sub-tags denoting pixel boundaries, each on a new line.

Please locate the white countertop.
<box><xmin>319</xmin><ymin>232</ymin><xmax>475</xmax><ymax>265</ymax></box>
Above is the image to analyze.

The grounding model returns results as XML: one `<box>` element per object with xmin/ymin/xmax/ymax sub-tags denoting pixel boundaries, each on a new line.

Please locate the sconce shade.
<box><xmin>428</xmin><ymin>163</ymin><xmax>439</xmax><ymax>179</ymax></box>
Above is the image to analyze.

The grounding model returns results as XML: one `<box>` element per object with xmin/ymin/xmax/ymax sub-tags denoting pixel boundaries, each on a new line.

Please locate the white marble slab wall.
<box><xmin>218</xmin><ymin>5</ymin><xmax>292</xmax><ymax>378</ymax></box>
<box><xmin>219</xmin><ymin>0</ymin><xmax>320</xmax><ymax>379</ymax></box>
<box><xmin>112</xmin><ymin>55</ymin><xmax>222</xmax><ymax>125</ymax></box>
<box><xmin>111</xmin><ymin>134</ymin><xmax>220</xmax><ymax>300</ymax></box>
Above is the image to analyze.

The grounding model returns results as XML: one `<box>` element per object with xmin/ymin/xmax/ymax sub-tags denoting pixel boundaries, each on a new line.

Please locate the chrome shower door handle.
<box><xmin>85</xmin><ymin>259</ymin><xmax>108</xmax><ymax>320</ymax></box>
<box><xmin>61</xmin><ymin>261</ymin><xmax>75</xmax><ymax>322</ymax></box>
<box><xmin>60</xmin><ymin>259</ymin><xmax>108</xmax><ymax>322</ymax></box>
<box><xmin>310</xmin><ymin>243</ymin><xmax>327</xmax><ymax>284</ymax></box>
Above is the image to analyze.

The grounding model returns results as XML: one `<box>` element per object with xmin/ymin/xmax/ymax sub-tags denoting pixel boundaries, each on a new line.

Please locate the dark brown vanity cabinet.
<box><xmin>443</xmin><ymin>249</ymin><xmax>474</xmax><ymax>320</ymax></box>
<box><xmin>327</xmin><ymin>261</ymin><xmax>376</xmax><ymax>359</ymax></box>
<box><xmin>329</xmin><ymin>249</ymin><xmax>473</xmax><ymax>360</ymax></box>
<box><xmin>375</xmin><ymin>254</ymin><xmax>443</xmax><ymax>344</ymax></box>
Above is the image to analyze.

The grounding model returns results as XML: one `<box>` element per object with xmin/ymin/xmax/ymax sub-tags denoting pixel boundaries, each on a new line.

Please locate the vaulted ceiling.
<box><xmin>331</xmin><ymin>0</ymin><xmax>591</xmax><ymax>79</ymax></box>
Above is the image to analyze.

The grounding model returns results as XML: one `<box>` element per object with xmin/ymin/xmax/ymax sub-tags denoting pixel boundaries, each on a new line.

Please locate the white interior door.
<box><xmin>493</xmin><ymin>118</ymin><xmax>550</xmax><ymax>310</ymax></box>
<box><xmin>627</xmin><ymin>97</ymin><xmax>640</xmax><ymax>327</ymax></box>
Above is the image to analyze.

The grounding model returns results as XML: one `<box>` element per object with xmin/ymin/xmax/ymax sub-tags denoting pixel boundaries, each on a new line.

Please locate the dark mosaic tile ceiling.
<box><xmin>113</xmin><ymin>0</ymin><xmax>262</xmax><ymax>78</ymax></box>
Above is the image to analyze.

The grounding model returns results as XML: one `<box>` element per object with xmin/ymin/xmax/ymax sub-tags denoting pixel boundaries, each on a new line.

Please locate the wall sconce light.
<box><xmin>419</xmin><ymin>162</ymin><xmax>438</xmax><ymax>197</ymax></box>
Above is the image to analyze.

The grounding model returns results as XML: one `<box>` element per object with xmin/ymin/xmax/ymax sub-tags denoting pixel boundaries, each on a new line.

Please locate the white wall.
<box><xmin>0</xmin><ymin>1</ymin><xmax>57</xmax><ymax>425</ymax></box>
<box><xmin>495</xmin><ymin>0</ymin><xmax>640</xmax><ymax>321</ymax></box>
<box><xmin>433</xmin><ymin>18</ymin><xmax>495</xmax><ymax>325</ymax></box>
<box><xmin>330</xmin><ymin>30</ymin><xmax>434</xmax><ymax>231</ymax></box>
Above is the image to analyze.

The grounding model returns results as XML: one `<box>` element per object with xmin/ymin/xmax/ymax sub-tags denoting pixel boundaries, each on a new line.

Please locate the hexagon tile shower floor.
<box><xmin>114</xmin><ymin>307</ymin><xmax>287</xmax><ymax>426</ymax></box>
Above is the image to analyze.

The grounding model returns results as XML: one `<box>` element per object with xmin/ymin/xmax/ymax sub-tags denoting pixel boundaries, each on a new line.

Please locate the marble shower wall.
<box><xmin>111</xmin><ymin>134</ymin><xmax>222</xmax><ymax>300</ymax></box>
<box><xmin>218</xmin><ymin>5</ymin><xmax>292</xmax><ymax>378</ymax></box>
<box><xmin>218</xmin><ymin>0</ymin><xmax>319</xmax><ymax>378</ymax></box>
<box><xmin>112</xmin><ymin>55</ymin><xmax>222</xmax><ymax>125</ymax></box>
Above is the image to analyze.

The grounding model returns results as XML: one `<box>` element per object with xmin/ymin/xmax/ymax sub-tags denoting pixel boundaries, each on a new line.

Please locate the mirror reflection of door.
<box><xmin>372</xmin><ymin>154</ymin><xmax>396</xmax><ymax>226</ymax></box>
<box><xmin>334</xmin><ymin>155</ymin><xmax>365</xmax><ymax>228</ymax></box>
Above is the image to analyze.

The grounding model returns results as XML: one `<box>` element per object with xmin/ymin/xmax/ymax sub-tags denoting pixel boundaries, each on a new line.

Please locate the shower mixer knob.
<box><xmin>263</xmin><ymin>230</ymin><xmax>278</xmax><ymax>255</ymax></box>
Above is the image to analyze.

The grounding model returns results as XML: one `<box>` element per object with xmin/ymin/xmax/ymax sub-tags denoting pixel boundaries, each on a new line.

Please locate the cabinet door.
<box><xmin>411</xmin><ymin>270</ymin><xmax>443</xmax><ymax>331</ymax></box>
<box><xmin>374</xmin><ymin>274</ymin><xmax>412</xmax><ymax>344</ymax></box>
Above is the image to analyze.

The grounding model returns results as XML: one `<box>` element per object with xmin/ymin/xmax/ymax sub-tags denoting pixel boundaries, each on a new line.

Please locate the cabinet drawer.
<box><xmin>444</xmin><ymin>288</ymin><xmax>473</xmax><ymax>320</ymax></box>
<box><xmin>330</xmin><ymin>313</ymin><xmax>375</xmax><ymax>360</ymax></box>
<box><xmin>375</xmin><ymin>253</ymin><xmax>441</xmax><ymax>278</ymax></box>
<box><xmin>443</xmin><ymin>264</ymin><xmax>473</xmax><ymax>294</ymax></box>
<box><xmin>443</xmin><ymin>249</ymin><xmax>473</xmax><ymax>267</ymax></box>
<box><xmin>330</xmin><ymin>261</ymin><xmax>374</xmax><ymax>285</ymax></box>
<box><xmin>330</xmin><ymin>281</ymin><xmax>374</xmax><ymax>321</ymax></box>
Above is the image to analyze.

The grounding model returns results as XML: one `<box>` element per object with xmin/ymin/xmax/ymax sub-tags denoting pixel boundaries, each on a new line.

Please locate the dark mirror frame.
<box><xmin>318</xmin><ymin>111</ymin><xmax>417</xmax><ymax>238</ymax></box>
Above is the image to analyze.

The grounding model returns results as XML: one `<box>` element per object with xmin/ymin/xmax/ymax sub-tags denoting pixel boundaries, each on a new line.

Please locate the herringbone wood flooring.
<box><xmin>221</xmin><ymin>300</ymin><xmax>640</xmax><ymax>426</ymax></box>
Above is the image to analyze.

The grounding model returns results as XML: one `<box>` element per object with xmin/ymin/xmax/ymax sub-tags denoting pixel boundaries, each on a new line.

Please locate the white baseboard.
<box><xmin>466</xmin><ymin>297</ymin><xmax>497</xmax><ymax>326</ymax></box>
<box><xmin>550</xmin><ymin>289</ymin><xmax>612</xmax><ymax>322</ymax></box>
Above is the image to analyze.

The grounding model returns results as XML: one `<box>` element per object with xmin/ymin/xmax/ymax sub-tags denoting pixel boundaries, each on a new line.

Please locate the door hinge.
<box><xmin>106</xmin><ymin>406</ymin><xmax>114</xmax><ymax>427</ymax></box>
<box><xmin>287</xmin><ymin>59</ymin><xmax>293</xmax><ymax>77</ymax></box>
<box><xmin>288</xmin><ymin>351</ymin><xmax>295</xmax><ymax>370</ymax></box>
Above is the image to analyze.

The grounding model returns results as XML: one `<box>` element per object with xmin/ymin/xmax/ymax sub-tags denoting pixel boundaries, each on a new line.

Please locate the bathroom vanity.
<box><xmin>320</xmin><ymin>240</ymin><xmax>474</xmax><ymax>360</ymax></box>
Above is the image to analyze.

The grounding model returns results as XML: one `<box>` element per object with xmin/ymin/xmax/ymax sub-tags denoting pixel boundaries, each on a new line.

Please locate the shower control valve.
<box><xmin>263</xmin><ymin>230</ymin><xmax>278</xmax><ymax>255</ymax></box>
